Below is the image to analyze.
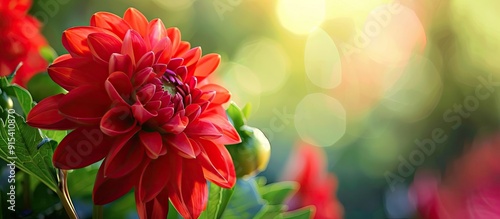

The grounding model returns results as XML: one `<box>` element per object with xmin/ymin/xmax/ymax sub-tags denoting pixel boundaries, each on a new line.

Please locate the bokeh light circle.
<box><xmin>381</xmin><ymin>56</ymin><xmax>442</xmax><ymax>122</ymax></box>
<box><xmin>220</xmin><ymin>63</ymin><xmax>261</xmax><ymax>114</ymax></box>
<box><xmin>294</xmin><ymin>93</ymin><xmax>346</xmax><ymax>147</ymax></box>
<box><xmin>305</xmin><ymin>28</ymin><xmax>342</xmax><ymax>89</ymax></box>
<box><xmin>235</xmin><ymin>38</ymin><xmax>290</xmax><ymax>94</ymax></box>
<box><xmin>276</xmin><ymin>0</ymin><xmax>326</xmax><ymax>35</ymax></box>
<box><xmin>364</xmin><ymin>4</ymin><xmax>426</xmax><ymax>66</ymax></box>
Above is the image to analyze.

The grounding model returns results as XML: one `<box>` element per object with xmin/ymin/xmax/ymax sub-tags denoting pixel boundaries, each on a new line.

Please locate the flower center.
<box><xmin>161</xmin><ymin>69</ymin><xmax>182</xmax><ymax>96</ymax></box>
<box><xmin>162</xmin><ymin>81</ymin><xmax>176</xmax><ymax>95</ymax></box>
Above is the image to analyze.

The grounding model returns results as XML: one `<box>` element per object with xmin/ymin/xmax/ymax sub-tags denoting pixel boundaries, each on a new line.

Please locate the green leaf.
<box><xmin>241</xmin><ymin>103</ymin><xmax>252</xmax><ymax>119</ymax></box>
<box><xmin>203</xmin><ymin>182</ymin><xmax>235</xmax><ymax>219</ymax></box>
<box><xmin>282</xmin><ymin>207</ymin><xmax>315</xmax><ymax>219</ymax></box>
<box><xmin>39</xmin><ymin>46</ymin><xmax>58</xmax><ymax>63</ymax></box>
<box><xmin>222</xmin><ymin>178</ymin><xmax>265</xmax><ymax>219</ymax></box>
<box><xmin>41</xmin><ymin>129</ymin><xmax>67</xmax><ymax>144</ymax></box>
<box><xmin>259</xmin><ymin>181</ymin><xmax>298</xmax><ymax>205</ymax></box>
<box><xmin>226</xmin><ymin>102</ymin><xmax>246</xmax><ymax>129</ymax></box>
<box><xmin>31</xmin><ymin>182</ymin><xmax>60</xmax><ymax>213</ymax></box>
<box><xmin>0</xmin><ymin>113</ymin><xmax>58</xmax><ymax>192</ymax></box>
<box><xmin>3</xmin><ymin>85</ymin><xmax>33</xmax><ymax>116</ymax></box>
<box><xmin>254</xmin><ymin>204</ymin><xmax>285</xmax><ymax>219</ymax></box>
<box><xmin>167</xmin><ymin>201</ymin><xmax>182</xmax><ymax>219</ymax></box>
<box><xmin>67</xmin><ymin>167</ymin><xmax>98</xmax><ymax>199</ymax></box>
<box><xmin>0</xmin><ymin>77</ymin><xmax>8</xmax><ymax>88</ymax></box>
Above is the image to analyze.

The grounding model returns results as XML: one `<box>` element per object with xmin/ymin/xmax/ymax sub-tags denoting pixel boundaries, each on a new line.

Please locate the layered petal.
<box><xmin>62</xmin><ymin>26</ymin><xmax>116</xmax><ymax>57</ymax></box>
<box><xmin>27</xmin><ymin>94</ymin><xmax>78</xmax><ymax>130</ymax></box>
<box><xmin>194</xmin><ymin>54</ymin><xmax>221</xmax><ymax>82</ymax></box>
<box><xmin>103</xmin><ymin>130</ymin><xmax>144</xmax><ymax>178</ymax></box>
<box><xmin>123</xmin><ymin>8</ymin><xmax>149</xmax><ymax>38</ymax></box>
<box><xmin>48</xmin><ymin>56</ymin><xmax>108</xmax><ymax>91</ymax></box>
<box><xmin>168</xmin><ymin>156</ymin><xmax>208</xmax><ymax>219</ymax></box>
<box><xmin>104</xmin><ymin>71</ymin><xmax>134</xmax><ymax>104</ymax></box>
<box><xmin>88</xmin><ymin>33</ymin><xmax>122</xmax><ymax>64</ymax></box>
<box><xmin>139</xmin><ymin>131</ymin><xmax>163</xmax><ymax>159</ymax></box>
<box><xmin>197</xmin><ymin>139</ymin><xmax>236</xmax><ymax>188</ymax></box>
<box><xmin>53</xmin><ymin>126</ymin><xmax>112</xmax><ymax>169</ymax></box>
<box><xmin>100</xmin><ymin>105</ymin><xmax>136</xmax><ymax>136</ymax></box>
<box><xmin>93</xmin><ymin>160</ymin><xmax>147</xmax><ymax>205</ymax></box>
<box><xmin>199</xmin><ymin>84</ymin><xmax>231</xmax><ymax>105</ymax></box>
<box><xmin>90</xmin><ymin>12</ymin><xmax>131</xmax><ymax>39</ymax></box>
<box><xmin>136</xmin><ymin>189</ymin><xmax>169</xmax><ymax>219</ymax></box>
<box><xmin>147</xmin><ymin>19</ymin><xmax>168</xmax><ymax>50</ymax></box>
<box><xmin>137</xmin><ymin>155</ymin><xmax>170</xmax><ymax>202</ymax></box>
<box><xmin>202</xmin><ymin>112</ymin><xmax>241</xmax><ymax>145</ymax></box>
<box><xmin>121</xmin><ymin>29</ymin><xmax>148</xmax><ymax>65</ymax></box>
<box><xmin>58</xmin><ymin>86</ymin><xmax>112</xmax><ymax>125</ymax></box>
<box><xmin>166</xmin><ymin>132</ymin><xmax>200</xmax><ymax>159</ymax></box>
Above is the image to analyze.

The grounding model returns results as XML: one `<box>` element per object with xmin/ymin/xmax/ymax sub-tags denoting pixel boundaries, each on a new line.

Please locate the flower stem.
<box><xmin>93</xmin><ymin>204</ymin><xmax>103</xmax><ymax>219</ymax></box>
<box><xmin>56</xmin><ymin>169</ymin><xmax>78</xmax><ymax>219</ymax></box>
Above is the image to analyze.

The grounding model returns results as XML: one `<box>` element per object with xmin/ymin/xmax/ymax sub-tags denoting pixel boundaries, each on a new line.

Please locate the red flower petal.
<box><xmin>100</xmin><ymin>105</ymin><xmax>136</xmax><ymax>136</ymax></box>
<box><xmin>123</xmin><ymin>8</ymin><xmax>149</xmax><ymax>38</ymax></box>
<box><xmin>103</xmin><ymin>130</ymin><xmax>144</xmax><ymax>178</ymax></box>
<box><xmin>168</xmin><ymin>156</ymin><xmax>208</xmax><ymax>219</ymax></box>
<box><xmin>131</xmin><ymin>99</ymin><xmax>158</xmax><ymax>124</ymax></box>
<box><xmin>167</xmin><ymin>132</ymin><xmax>199</xmax><ymax>159</ymax></box>
<box><xmin>181</xmin><ymin>47</ymin><xmax>201</xmax><ymax>68</ymax></box>
<box><xmin>135</xmin><ymin>83</ymin><xmax>156</xmax><ymax>103</ymax></box>
<box><xmin>104</xmin><ymin>71</ymin><xmax>133</xmax><ymax>104</ymax></box>
<box><xmin>48</xmin><ymin>57</ymin><xmax>108</xmax><ymax>91</ymax></box>
<box><xmin>62</xmin><ymin>26</ymin><xmax>115</xmax><ymax>57</ymax></box>
<box><xmin>136</xmin><ymin>51</ymin><xmax>155</xmax><ymax>72</ymax></box>
<box><xmin>184</xmin><ymin>120</ymin><xmax>222</xmax><ymax>139</ymax></box>
<box><xmin>87</xmin><ymin>33</ymin><xmax>122</xmax><ymax>64</ymax></box>
<box><xmin>139</xmin><ymin>131</ymin><xmax>163</xmax><ymax>159</ymax></box>
<box><xmin>53</xmin><ymin>126</ymin><xmax>111</xmax><ymax>169</ymax></box>
<box><xmin>27</xmin><ymin>94</ymin><xmax>78</xmax><ymax>130</ymax></box>
<box><xmin>93</xmin><ymin>160</ymin><xmax>147</xmax><ymax>205</ymax></box>
<box><xmin>137</xmin><ymin>156</ymin><xmax>170</xmax><ymax>202</ymax></box>
<box><xmin>53</xmin><ymin>54</ymin><xmax>72</xmax><ymax>63</ymax></box>
<box><xmin>133</xmin><ymin>67</ymin><xmax>154</xmax><ymax>88</ymax></box>
<box><xmin>194</xmin><ymin>54</ymin><xmax>221</xmax><ymax>82</ymax></box>
<box><xmin>90</xmin><ymin>12</ymin><xmax>131</xmax><ymax>39</ymax></box>
<box><xmin>201</xmin><ymin>112</ymin><xmax>241</xmax><ymax>145</ymax></box>
<box><xmin>136</xmin><ymin>189</ymin><xmax>169</xmax><ymax>219</ymax></box>
<box><xmin>121</xmin><ymin>29</ymin><xmax>147</xmax><ymax>65</ymax></box>
<box><xmin>147</xmin><ymin>19</ymin><xmax>168</xmax><ymax>50</ymax></box>
<box><xmin>184</xmin><ymin>104</ymin><xmax>201</xmax><ymax>121</ymax></box>
<box><xmin>59</xmin><ymin>86</ymin><xmax>112</xmax><ymax>125</ymax></box>
<box><xmin>197</xmin><ymin>139</ymin><xmax>236</xmax><ymax>188</ymax></box>
<box><xmin>109</xmin><ymin>53</ymin><xmax>134</xmax><ymax>76</ymax></box>
<box><xmin>167</xmin><ymin>27</ymin><xmax>181</xmax><ymax>54</ymax></box>
<box><xmin>160</xmin><ymin>114</ymin><xmax>188</xmax><ymax>134</ymax></box>
<box><xmin>199</xmin><ymin>84</ymin><xmax>231</xmax><ymax>105</ymax></box>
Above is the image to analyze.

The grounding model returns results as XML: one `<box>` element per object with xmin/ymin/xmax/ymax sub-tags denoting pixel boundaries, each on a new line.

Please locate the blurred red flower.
<box><xmin>27</xmin><ymin>8</ymin><xmax>241</xmax><ymax>219</ymax></box>
<box><xmin>0</xmin><ymin>0</ymin><xmax>48</xmax><ymax>87</ymax></box>
<box><xmin>410</xmin><ymin>134</ymin><xmax>500</xmax><ymax>219</ymax></box>
<box><xmin>282</xmin><ymin>142</ymin><xmax>343</xmax><ymax>219</ymax></box>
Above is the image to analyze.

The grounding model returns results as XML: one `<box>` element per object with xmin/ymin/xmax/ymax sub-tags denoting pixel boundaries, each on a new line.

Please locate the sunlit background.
<box><xmin>29</xmin><ymin>0</ymin><xmax>500</xmax><ymax>218</ymax></box>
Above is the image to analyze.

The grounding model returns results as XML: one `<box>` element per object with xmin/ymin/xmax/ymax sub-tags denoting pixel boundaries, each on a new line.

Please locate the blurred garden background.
<box><xmin>7</xmin><ymin>0</ymin><xmax>500</xmax><ymax>218</ymax></box>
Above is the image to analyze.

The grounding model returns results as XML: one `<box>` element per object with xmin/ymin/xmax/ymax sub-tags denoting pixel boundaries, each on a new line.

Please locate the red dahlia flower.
<box><xmin>282</xmin><ymin>142</ymin><xmax>343</xmax><ymax>219</ymax></box>
<box><xmin>26</xmin><ymin>8</ymin><xmax>241</xmax><ymax>219</ymax></box>
<box><xmin>0</xmin><ymin>0</ymin><xmax>49</xmax><ymax>87</ymax></box>
<box><xmin>410</xmin><ymin>134</ymin><xmax>500</xmax><ymax>219</ymax></box>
